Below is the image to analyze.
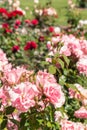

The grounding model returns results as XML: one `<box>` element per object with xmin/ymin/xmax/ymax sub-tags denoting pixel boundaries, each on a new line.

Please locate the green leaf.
<box><xmin>47</xmin><ymin>121</ymin><xmax>52</xmax><ymax>128</ymax></box>
<box><xmin>62</xmin><ymin>55</ymin><xmax>70</xmax><ymax>66</ymax></box>
<box><xmin>64</xmin><ymin>69</ymin><xmax>69</xmax><ymax>76</ymax></box>
<box><xmin>57</xmin><ymin>58</ymin><xmax>64</xmax><ymax>69</ymax></box>
<box><xmin>41</xmin><ymin>61</ymin><xmax>49</xmax><ymax>66</ymax></box>
<box><xmin>20</xmin><ymin>117</ymin><xmax>26</xmax><ymax>127</ymax></box>
<box><xmin>5</xmin><ymin>106</ymin><xmax>15</xmax><ymax>115</ymax></box>
<box><xmin>10</xmin><ymin>119</ymin><xmax>19</xmax><ymax>126</ymax></box>
<box><xmin>48</xmin><ymin>65</ymin><xmax>56</xmax><ymax>74</ymax></box>
<box><xmin>1</xmin><ymin>120</ymin><xmax>7</xmax><ymax>129</ymax></box>
<box><xmin>59</xmin><ymin>75</ymin><xmax>66</xmax><ymax>85</ymax></box>
<box><xmin>66</xmin><ymin>83</ymin><xmax>77</xmax><ymax>91</ymax></box>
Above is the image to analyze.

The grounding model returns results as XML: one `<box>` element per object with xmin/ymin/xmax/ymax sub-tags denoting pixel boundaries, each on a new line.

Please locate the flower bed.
<box><xmin>0</xmin><ymin>0</ymin><xmax>87</xmax><ymax>130</ymax></box>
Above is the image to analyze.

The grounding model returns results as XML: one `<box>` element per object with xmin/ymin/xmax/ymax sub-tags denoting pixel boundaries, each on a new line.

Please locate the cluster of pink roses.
<box><xmin>0</xmin><ymin>49</ymin><xmax>66</xmax><ymax>128</ymax></box>
<box><xmin>54</xmin><ymin>83</ymin><xmax>87</xmax><ymax>130</ymax></box>
<box><xmin>69</xmin><ymin>83</ymin><xmax>87</xmax><ymax>118</ymax></box>
<box><xmin>1</xmin><ymin>68</ymin><xmax>65</xmax><ymax>112</ymax></box>
<box><xmin>47</xmin><ymin>34</ymin><xmax>87</xmax><ymax>76</ymax></box>
<box><xmin>0</xmin><ymin>39</ymin><xmax>87</xmax><ymax>129</ymax></box>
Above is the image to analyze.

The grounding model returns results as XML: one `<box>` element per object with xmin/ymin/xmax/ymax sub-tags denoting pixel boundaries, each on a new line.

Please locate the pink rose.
<box><xmin>36</xmin><ymin>70</ymin><xmax>56</xmax><ymax>87</ymax></box>
<box><xmin>80</xmin><ymin>40</ymin><xmax>87</xmax><ymax>55</ymax></box>
<box><xmin>61</xmin><ymin>120</ymin><xmax>85</xmax><ymax>130</ymax></box>
<box><xmin>0</xmin><ymin>49</ymin><xmax>8</xmax><ymax>71</ymax></box>
<box><xmin>8</xmin><ymin>82</ymin><xmax>39</xmax><ymax>112</ymax></box>
<box><xmin>74</xmin><ymin>106</ymin><xmax>87</xmax><ymax>119</ymax></box>
<box><xmin>59</xmin><ymin>45</ymin><xmax>71</xmax><ymax>56</ymax></box>
<box><xmin>3</xmin><ymin>67</ymin><xmax>28</xmax><ymax>85</ymax></box>
<box><xmin>77</xmin><ymin>56</ymin><xmax>87</xmax><ymax>76</ymax></box>
<box><xmin>43</xmin><ymin>81</ymin><xmax>65</xmax><ymax>108</ymax></box>
<box><xmin>0</xmin><ymin>87</ymin><xmax>7</xmax><ymax>105</ymax></box>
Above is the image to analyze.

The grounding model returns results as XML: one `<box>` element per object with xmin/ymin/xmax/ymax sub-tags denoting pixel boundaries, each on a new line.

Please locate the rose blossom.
<box><xmin>0</xmin><ymin>8</ymin><xmax>8</xmax><ymax>17</ymax></box>
<box><xmin>77</xmin><ymin>56</ymin><xmax>87</xmax><ymax>76</ymax></box>
<box><xmin>68</xmin><ymin>88</ymin><xmax>81</xmax><ymax>99</ymax></box>
<box><xmin>14</xmin><ymin>19</ymin><xmax>21</xmax><ymax>29</ymax></box>
<box><xmin>54</xmin><ymin>27</ymin><xmax>61</xmax><ymax>34</ymax></box>
<box><xmin>7</xmin><ymin>111</ymin><xmax>20</xmax><ymax>130</ymax></box>
<box><xmin>0</xmin><ymin>87</ymin><xmax>7</xmax><ymax>105</ymax></box>
<box><xmin>24</xmin><ymin>41</ymin><xmax>38</xmax><ymax>50</ymax></box>
<box><xmin>80</xmin><ymin>39</ymin><xmax>87</xmax><ymax>55</ymax></box>
<box><xmin>43</xmin><ymin>7</ymin><xmax>57</xmax><ymax>17</ymax></box>
<box><xmin>43</xmin><ymin>81</ymin><xmax>65</xmax><ymax>108</ymax></box>
<box><xmin>74</xmin><ymin>83</ymin><xmax>87</xmax><ymax>100</ymax></box>
<box><xmin>3</xmin><ymin>67</ymin><xmax>28</xmax><ymax>85</ymax></box>
<box><xmin>47</xmin><ymin>41</ymin><xmax>52</xmax><ymax>50</ymax></box>
<box><xmin>51</xmin><ymin>36</ymin><xmax>60</xmax><ymax>44</ymax></box>
<box><xmin>35</xmin><ymin>9</ymin><xmax>43</xmax><ymax>16</ymax></box>
<box><xmin>0</xmin><ymin>49</ymin><xmax>9</xmax><ymax>71</ymax></box>
<box><xmin>8</xmin><ymin>82</ymin><xmax>39</xmax><ymax>112</ymax></box>
<box><xmin>48</xmin><ymin>26</ymin><xmax>54</xmax><ymax>33</ymax></box>
<box><xmin>31</xmin><ymin>19</ymin><xmax>39</xmax><ymax>26</ymax></box>
<box><xmin>55</xmin><ymin>111</ymin><xmax>68</xmax><ymax>121</ymax></box>
<box><xmin>61</xmin><ymin>120</ymin><xmax>85</xmax><ymax>130</ymax></box>
<box><xmin>25</xmin><ymin>19</ymin><xmax>31</xmax><ymax>25</ymax></box>
<box><xmin>74</xmin><ymin>106</ymin><xmax>87</xmax><ymax>119</ymax></box>
<box><xmin>8</xmin><ymin>0</ymin><xmax>12</xmax><ymax>5</ymax></box>
<box><xmin>2</xmin><ymin>23</ymin><xmax>9</xmax><ymax>29</ymax></box>
<box><xmin>36</xmin><ymin>70</ymin><xmax>56</xmax><ymax>87</ymax></box>
<box><xmin>12</xmin><ymin>45</ymin><xmax>20</xmax><ymax>53</ymax></box>
<box><xmin>38</xmin><ymin>36</ymin><xmax>45</xmax><ymax>42</ymax></box>
<box><xmin>60</xmin><ymin>45</ymin><xmax>71</xmax><ymax>56</ymax></box>
<box><xmin>34</xmin><ymin>0</ymin><xmax>39</xmax><ymax>4</ymax></box>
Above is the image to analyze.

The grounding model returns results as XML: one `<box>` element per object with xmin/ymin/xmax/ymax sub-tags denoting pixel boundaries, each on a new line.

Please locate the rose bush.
<box><xmin>0</xmin><ymin>34</ymin><xmax>87</xmax><ymax>129</ymax></box>
<box><xmin>0</xmin><ymin>48</ymin><xmax>66</xmax><ymax>130</ymax></box>
<box><xmin>0</xmin><ymin>0</ymin><xmax>60</xmax><ymax>71</ymax></box>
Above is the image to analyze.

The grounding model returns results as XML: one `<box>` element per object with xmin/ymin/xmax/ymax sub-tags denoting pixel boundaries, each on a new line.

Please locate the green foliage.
<box><xmin>77</xmin><ymin>0</ymin><xmax>87</xmax><ymax>8</ymax></box>
<box><xmin>66</xmin><ymin>8</ymin><xmax>81</xmax><ymax>27</ymax></box>
<box><xmin>18</xmin><ymin>105</ymin><xmax>61</xmax><ymax>130</ymax></box>
<box><xmin>5</xmin><ymin>106</ymin><xmax>15</xmax><ymax>115</ymax></box>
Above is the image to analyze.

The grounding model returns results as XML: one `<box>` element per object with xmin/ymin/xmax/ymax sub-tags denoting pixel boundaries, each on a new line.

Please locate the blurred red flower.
<box><xmin>8</xmin><ymin>10</ymin><xmax>23</xmax><ymax>19</ymax></box>
<box><xmin>24</xmin><ymin>41</ymin><xmax>38</xmax><ymax>50</ymax></box>
<box><xmin>25</xmin><ymin>19</ymin><xmax>31</xmax><ymax>25</ymax></box>
<box><xmin>12</xmin><ymin>45</ymin><xmax>20</xmax><ymax>53</ymax></box>
<box><xmin>48</xmin><ymin>26</ymin><xmax>54</xmax><ymax>33</ymax></box>
<box><xmin>14</xmin><ymin>20</ymin><xmax>21</xmax><ymax>29</ymax></box>
<box><xmin>39</xmin><ymin>36</ymin><xmax>45</xmax><ymax>42</ymax></box>
<box><xmin>2</xmin><ymin>23</ymin><xmax>9</xmax><ymax>29</ymax></box>
<box><xmin>31</xmin><ymin>19</ymin><xmax>39</xmax><ymax>26</ymax></box>
<box><xmin>0</xmin><ymin>8</ymin><xmax>8</xmax><ymax>17</ymax></box>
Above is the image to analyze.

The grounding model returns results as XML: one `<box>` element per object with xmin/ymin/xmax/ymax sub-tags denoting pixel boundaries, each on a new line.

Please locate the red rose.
<box><xmin>0</xmin><ymin>8</ymin><xmax>9</xmax><ymax>18</ymax></box>
<box><xmin>0</xmin><ymin>8</ymin><xmax>7</xmax><ymax>13</ymax></box>
<box><xmin>2</xmin><ymin>23</ymin><xmax>12</xmax><ymax>33</ymax></box>
<box><xmin>39</xmin><ymin>36</ymin><xmax>45</xmax><ymax>42</ymax></box>
<box><xmin>15</xmin><ymin>10</ymin><xmax>23</xmax><ymax>15</ymax></box>
<box><xmin>48</xmin><ymin>26</ymin><xmax>54</xmax><ymax>33</ymax></box>
<box><xmin>5</xmin><ymin>29</ymin><xmax>12</xmax><ymax>33</ymax></box>
<box><xmin>8</xmin><ymin>10</ymin><xmax>23</xmax><ymax>19</ymax></box>
<box><xmin>12</xmin><ymin>45</ymin><xmax>20</xmax><ymax>53</ymax></box>
<box><xmin>14</xmin><ymin>20</ymin><xmax>21</xmax><ymax>29</ymax></box>
<box><xmin>0</xmin><ymin>8</ymin><xmax>8</xmax><ymax>14</ymax></box>
<box><xmin>31</xmin><ymin>19</ymin><xmax>39</xmax><ymax>26</ymax></box>
<box><xmin>2</xmin><ymin>23</ymin><xmax>9</xmax><ymax>29</ymax></box>
<box><xmin>25</xmin><ymin>19</ymin><xmax>31</xmax><ymax>25</ymax></box>
<box><xmin>24</xmin><ymin>41</ymin><xmax>38</xmax><ymax>50</ymax></box>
